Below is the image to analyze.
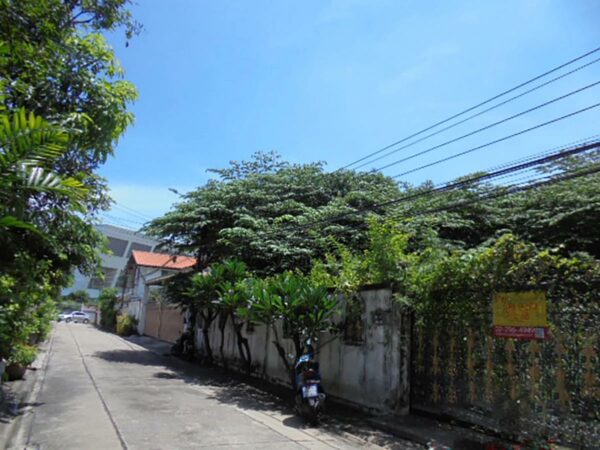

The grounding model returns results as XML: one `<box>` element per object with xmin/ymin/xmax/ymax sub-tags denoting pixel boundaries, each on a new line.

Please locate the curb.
<box><xmin>365</xmin><ymin>417</ymin><xmax>447</xmax><ymax>449</ymax></box>
<box><xmin>0</xmin><ymin>330</ymin><xmax>55</xmax><ymax>449</ymax></box>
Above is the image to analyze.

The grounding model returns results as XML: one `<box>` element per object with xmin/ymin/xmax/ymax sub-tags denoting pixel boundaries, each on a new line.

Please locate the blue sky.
<box><xmin>100</xmin><ymin>0</ymin><xmax>600</xmax><ymax>228</ymax></box>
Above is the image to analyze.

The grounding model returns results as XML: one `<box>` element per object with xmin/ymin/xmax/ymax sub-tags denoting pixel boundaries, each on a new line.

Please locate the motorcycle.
<box><xmin>171</xmin><ymin>330</ymin><xmax>195</xmax><ymax>361</ymax></box>
<box><xmin>293</xmin><ymin>340</ymin><xmax>326</xmax><ymax>425</ymax></box>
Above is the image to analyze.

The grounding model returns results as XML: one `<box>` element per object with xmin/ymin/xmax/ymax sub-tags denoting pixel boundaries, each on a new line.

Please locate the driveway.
<box><xmin>15</xmin><ymin>323</ymin><xmax>421</xmax><ymax>449</ymax></box>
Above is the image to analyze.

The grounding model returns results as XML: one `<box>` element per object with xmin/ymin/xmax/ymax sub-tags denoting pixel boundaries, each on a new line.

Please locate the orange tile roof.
<box><xmin>131</xmin><ymin>250</ymin><xmax>196</xmax><ymax>270</ymax></box>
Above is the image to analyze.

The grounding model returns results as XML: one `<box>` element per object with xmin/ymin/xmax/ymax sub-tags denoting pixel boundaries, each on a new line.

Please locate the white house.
<box><xmin>121</xmin><ymin>250</ymin><xmax>196</xmax><ymax>339</ymax></box>
<box><xmin>62</xmin><ymin>224</ymin><xmax>159</xmax><ymax>299</ymax></box>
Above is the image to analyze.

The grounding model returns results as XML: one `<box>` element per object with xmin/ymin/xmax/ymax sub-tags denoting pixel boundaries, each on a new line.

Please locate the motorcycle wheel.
<box><xmin>305</xmin><ymin>406</ymin><xmax>319</xmax><ymax>426</ymax></box>
<box><xmin>295</xmin><ymin>393</ymin><xmax>319</xmax><ymax>426</ymax></box>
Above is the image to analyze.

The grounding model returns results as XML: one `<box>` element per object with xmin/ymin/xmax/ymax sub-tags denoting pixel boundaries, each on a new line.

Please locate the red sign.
<box><xmin>493</xmin><ymin>325</ymin><xmax>548</xmax><ymax>340</ymax></box>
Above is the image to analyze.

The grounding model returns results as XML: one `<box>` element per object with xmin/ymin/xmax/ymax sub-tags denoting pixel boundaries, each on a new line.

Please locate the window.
<box><xmin>115</xmin><ymin>270</ymin><xmax>127</xmax><ymax>289</ymax></box>
<box><xmin>128</xmin><ymin>242</ymin><xmax>153</xmax><ymax>257</ymax></box>
<box><xmin>88</xmin><ymin>268</ymin><xmax>118</xmax><ymax>290</ymax></box>
<box><xmin>106</xmin><ymin>237</ymin><xmax>128</xmax><ymax>257</ymax></box>
<box><xmin>343</xmin><ymin>295</ymin><xmax>365</xmax><ymax>345</ymax></box>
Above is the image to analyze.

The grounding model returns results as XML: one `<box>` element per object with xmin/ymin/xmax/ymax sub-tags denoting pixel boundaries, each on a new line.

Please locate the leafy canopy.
<box><xmin>146</xmin><ymin>152</ymin><xmax>402</xmax><ymax>275</ymax></box>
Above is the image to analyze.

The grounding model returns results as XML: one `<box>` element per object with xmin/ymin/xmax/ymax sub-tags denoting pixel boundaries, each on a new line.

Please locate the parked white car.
<box><xmin>59</xmin><ymin>311</ymin><xmax>90</xmax><ymax>324</ymax></box>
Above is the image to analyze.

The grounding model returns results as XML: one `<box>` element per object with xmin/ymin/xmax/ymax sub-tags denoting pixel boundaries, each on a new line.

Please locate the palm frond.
<box><xmin>0</xmin><ymin>109</ymin><xmax>69</xmax><ymax>173</ymax></box>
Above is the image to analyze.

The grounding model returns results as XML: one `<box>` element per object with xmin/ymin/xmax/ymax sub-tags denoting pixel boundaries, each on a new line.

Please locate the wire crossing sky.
<box><xmin>100</xmin><ymin>1</ymin><xmax>600</xmax><ymax>225</ymax></box>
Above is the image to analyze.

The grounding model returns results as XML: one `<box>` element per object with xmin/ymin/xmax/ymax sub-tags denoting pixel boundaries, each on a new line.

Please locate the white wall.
<box><xmin>199</xmin><ymin>287</ymin><xmax>410</xmax><ymax>414</ymax></box>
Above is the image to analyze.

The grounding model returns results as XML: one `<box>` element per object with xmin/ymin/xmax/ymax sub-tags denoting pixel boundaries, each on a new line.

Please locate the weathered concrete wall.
<box><xmin>198</xmin><ymin>287</ymin><xmax>410</xmax><ymax>414</ymax></box>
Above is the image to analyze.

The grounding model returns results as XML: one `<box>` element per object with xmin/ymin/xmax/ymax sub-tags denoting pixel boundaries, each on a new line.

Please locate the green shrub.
<box><xmin>98</xmin><ymin>288</ymin><xmax>118</xmax><ymax>331</ymax></box>
<box><xmin>116</xmin><ymin>314</ymin><xmax>138</xmax><ymax>336</ymax></box>
<box><xmin>9</xmin><ymin>343</ymin><xmax>37</xmax><ymax>366</ymax></box>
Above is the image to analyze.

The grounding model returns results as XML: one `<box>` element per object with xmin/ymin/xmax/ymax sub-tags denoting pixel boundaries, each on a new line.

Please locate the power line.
<box><xmin>391</xmin><ymin>101</ymin><xmax>600</xmax><ymax>179</ymax></box>
<box><xmin>115</xmin><ymin>202</ymin><xmax>154</xmax><ymax>220</ymax></box>
<box><xmin>477</xmin><ymin>134</ymin><xmax>600</xmax><ymax>174</ymax></box>
<box><xmin>99</xmin><ymin>213</ymin><xmax>145</xmax><ymax>227</ymax></box>
<box><xmin>112</xmin><ymin>202</ymin><xmax>154</xmax><ymax>221</ymax></box>
<box><xmin>353</xmin><ymin>57</ymin><xmax>600</xmax><ymax>170</ymax></box>
<box><xmin>98</xmin><ymin>217</ymin><xmax>139</xmax><ymax>231</ymax></box>
<box><xmin>279</xmin><ymin>138</ymin><xmax>600</xmax><ymax>234</ymax></box>
<box><xmin>397</xmin><ymin>163</ymin><xmax>600</xmax><ymax>220</ymax></box>
<box><xmin>374</xmin><ymin>80</ymin><xmax>600</xmax><ymax>172</ymax></box>
<box><xmin>340</xmin><ymin>45</ymin><xmax>600</xmax><ymax>170</ymax></box>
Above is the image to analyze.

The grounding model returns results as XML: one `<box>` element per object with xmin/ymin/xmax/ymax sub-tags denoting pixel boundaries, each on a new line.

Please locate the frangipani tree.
<box><xmin>218</xmin><ymin>277</ymin><xmax>254</xmax><ymax>371</ymax></box>
<box><xmin>165</xmin><ymin>259</ymin><xmax>249</xmax><ymax>365</ymax></box>
<box><xmin>244</xmin><ymin>273</ymin><xmax>339</xmax><ymax>386</ymax></box>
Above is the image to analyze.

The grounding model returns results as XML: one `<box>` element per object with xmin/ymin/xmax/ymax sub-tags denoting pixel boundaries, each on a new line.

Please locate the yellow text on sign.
<box><xmin>492</xmin><ymin>291</ymin><xmax>548</xmax><ymax>327</ymax></box>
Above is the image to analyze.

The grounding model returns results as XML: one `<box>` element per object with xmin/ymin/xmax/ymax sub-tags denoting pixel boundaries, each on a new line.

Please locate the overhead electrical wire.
<box><xmin>353</xmin><ymin>57</ymin><xmax>600</xmax><ymax>170</ymax></box>
<box><xmin>398</xmin><ymin>163</ymin><xmax>600</xmax><ymax>220</ymax></box>
<box><xmin>391</xmin><ymin>101</ymin><xmax>600</xmax><ymax>179</ymax></box>
<box><xmin>474</xmin><ymin>134</ymin><xmax>600</xmax><ymax>174</ymax></box>
<box><xmin>98</xmin><ymin>217</ymin><xmax>139</xmax><ymax>231</ymax></box>
<box><xmin>373</xmin><ymin>80</ymin><xmax>600</xmax><ymax>172</ymax></box>
<box><xmin>112</xmin><ymin>202</ymin><xmax>154</xmax><ymax>222</ymax></box>
<box><xmin>99</xmin><ymin>213</ymin><xmax>145</xmax><ymax>227</ymax></box>
<box><xmin>340</xmin><ymin>45</ymin><xmax>600</xmax><ymax>170</ymax></box>
<box><xmin>273</xmin><ymin>138</ymin><xmax>600</xmax><ymax>235</ymax></box>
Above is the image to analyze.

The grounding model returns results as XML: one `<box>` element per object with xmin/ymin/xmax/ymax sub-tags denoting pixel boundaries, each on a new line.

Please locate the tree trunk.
<box><xmin>218</xmin><ymin>312</ymin><xmax>227</xmax><ymax>368</ymax></box>
<box><xmin>271</xmin><ymin>324</ymin><xmax>294</xmax><ymax>387</ymax></box>
<box><xmin>232</xmin><ymin>316</ymin><xmax>251</xmax><ymax>372</ymax></box>
<box><xmin>200</xmin><ymin>311</ymin><xmax>214</xmax><ymax>365</ymax></box>
<box><xmin>201</xmin><ymin>326</ymin><xmax>213</xmax><ymax>365</ymax></box>
<box><xmin>292</xmin><ymin>332</ymin><xmax>303</xmax><ymax>360</ymax></box>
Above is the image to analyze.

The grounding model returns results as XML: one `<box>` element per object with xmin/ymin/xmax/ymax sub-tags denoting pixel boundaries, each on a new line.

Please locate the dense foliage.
<box><xmin>98</xmin><ymin>288</ymin><xmax>119</xmax><ymax>331</ymax></box>
<box><xmin>164</xmin><ymin>259</ymin><xmax>339</xmax><ymax>383</ymax></box>
<box><xmin>0</xmin><ymin>1</ymin><xmax>137</xmax><ymax>363</ymax></box>
<box><xmin>116</xmin><ymin>314</ymin><xmax>138</xmax><ymax>336</ymax></box>
<box><xmin>146</xmin><ymin>152</ymin><xmax>402</xmax><ymax>275</ymax></box>
<box><xmin>151</xmin><ymin>148</ymin><xmax>600</xmax><ymax>398</ymax></box>
<box><xmin>389</xmin><ymin>152</ymin><xmax>600</xmax><ymax>258</ymax></box>
<box><xmin>243</xmin><ymin>273</ymin><xmax>338</xmax><ymax>383</ymax></box>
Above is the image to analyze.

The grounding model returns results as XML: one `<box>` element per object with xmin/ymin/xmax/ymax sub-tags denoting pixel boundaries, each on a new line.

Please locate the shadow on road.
<box><xmin>93</xmin><ymin>349</ymin><xmax>167</xmax><ymax>367</ymax></box>
<box><xmin>0</xmin><ymin>384</ymin><xmax>44</xmax><ymax>425</ymax></box>
<box><xmin>94</xmin><ymin>335</ymin><xmax>422</xmax><ymax>449</ymax></box>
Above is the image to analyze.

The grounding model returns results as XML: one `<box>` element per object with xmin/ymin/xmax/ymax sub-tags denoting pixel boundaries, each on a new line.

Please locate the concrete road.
<box><xmin>18</xmin><ymin>324</ymin><xmax>422</xmax><ymax>450</ymax></box>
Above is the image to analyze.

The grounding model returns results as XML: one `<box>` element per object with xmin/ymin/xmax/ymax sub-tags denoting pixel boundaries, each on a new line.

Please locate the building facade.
<box><xmin>62</xmin><ymin>224</ymin><xmax>159</xmax><ymax>299</ymax></box>
<box><xmin>121</xmin><ymin>251</ymin><xmax>196</xmax><ymax>339</ymax></box>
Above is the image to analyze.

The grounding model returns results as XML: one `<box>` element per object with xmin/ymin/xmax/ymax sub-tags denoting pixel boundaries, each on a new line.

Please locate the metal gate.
<box><xmin>144</xmin><ymin>302</ymin><xmax>184</xmax><ymax>343</ymax></box>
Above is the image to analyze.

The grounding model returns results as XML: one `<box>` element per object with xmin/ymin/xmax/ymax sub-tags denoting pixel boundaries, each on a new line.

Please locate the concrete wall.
<box><xmin>199</xmin><ymin>287</ymin><xmax>410</xmax><ymax>414</ymax></box>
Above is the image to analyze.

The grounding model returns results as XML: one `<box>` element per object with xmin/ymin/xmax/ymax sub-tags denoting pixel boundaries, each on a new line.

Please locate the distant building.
<box><xmin>122</xmin><ymin>250</ymin><xmax>197</xmax><ymax>339</ymax></box>
<box><xmin>62</xmin><ymin>224</ymin><xmax>159</xmax><ymax>299</ymax></box>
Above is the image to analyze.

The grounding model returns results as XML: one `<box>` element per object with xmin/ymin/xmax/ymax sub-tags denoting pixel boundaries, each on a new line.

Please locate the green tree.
<box><xmin>98</xmin><ymin>288</ymin><xmax>118</xmax><ymax>331</ymax></box>
<box><xmin>0</xmin><ymin>0</ymin><xmax>139</xmax><ymax>277</ymax></box>
<box><xmin>146</xmin><ymin>152</ymin><xmax>402</xmax><ymax>275</ymax></box>
<box><xmin>0</xmin><ymin>1</ymin><xmax>139</xmax><ymax>188</ymax></box>
<box><xmin>217</xmin><ymin>261</ymin><xmax>254</xmax><ymax>371</ymax></box>
<box><xmin>66</xmin><ymin>290</ymin><xmax>92</xmax><ymax>304</ymax></box>
<box><xmin>211</xmin><ymin>259</ymin><xmax>249</xmax><ymax>366</ymax></box>
<box><xmin>0</xmin><ymin>0</ymin><xmax>138</xmax><ymax>360</ymax></box>
<box><xmin>164</xmin><ymin>270</ymin><xmax>220</xmax><ymax>364</ymax></box>
<box><xmin>244</xmin><ymin>273</ymin><xmax>338</xmax><ymax>386</ymax></box>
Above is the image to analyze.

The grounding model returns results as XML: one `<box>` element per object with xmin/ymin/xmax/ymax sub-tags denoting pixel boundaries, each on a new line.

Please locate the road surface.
<box><xmin>16</xmin><ymin>323</ymin><xmax>422</xmax><ymax>449</ymax></box>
